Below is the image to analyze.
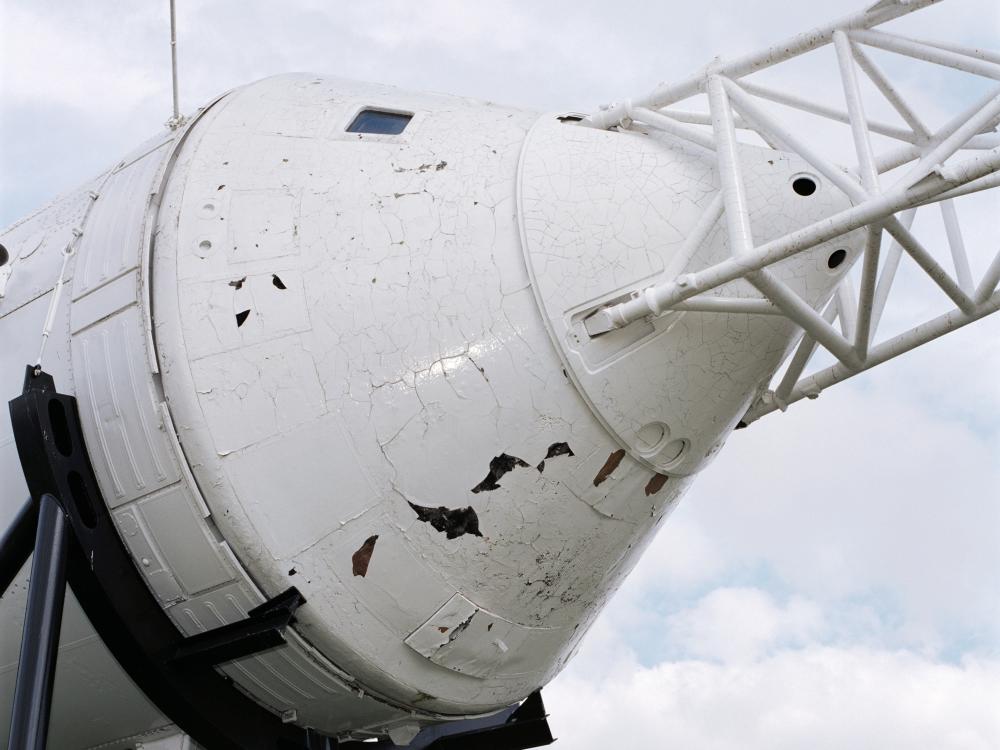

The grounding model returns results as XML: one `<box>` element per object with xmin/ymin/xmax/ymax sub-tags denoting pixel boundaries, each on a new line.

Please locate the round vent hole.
<box><xmin>792</xmin><ymin>177</ymin><xmax>817</xmax><ymax>196</ymax></box>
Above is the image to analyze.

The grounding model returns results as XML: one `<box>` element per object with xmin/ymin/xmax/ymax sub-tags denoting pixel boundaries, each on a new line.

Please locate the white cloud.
<box><xmin>663</xmin><ymin>588</ymin><xmax>826</xmax><ymax>664</ymax></box>
<box><xmin>547</xmin><ymin>646</ymin><xmax>1000</xmax><ymax>750</ymax></box>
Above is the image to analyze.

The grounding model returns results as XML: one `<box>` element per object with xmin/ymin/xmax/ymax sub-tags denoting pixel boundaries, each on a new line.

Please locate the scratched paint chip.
<box><xmin>351</xmin><ymin>535</ymin><xmax>379</xmax><ymax>577</ymax></box>
<box><xmin>593</xmin><ymin>449</ymin><xmax>626</xmax><ymax>486</ymax></box>
<box><xmin>408</xmin><ymin>502</ymin><xmax>482</xmax><ymax>539</ymax></box>
<box><xmin>471</xmin><ymin>453</ymin><xmax>530</xmax><ymax>492</ymax></box>
<box><xmin>644</xmin><ymin>473</ymin><xmax>668</xmax><ymax>496</ymax></box>
<box><xmin>536</xmin><ymin>442</ymin><xmax>574</xmax><ymax>472</ymax></box>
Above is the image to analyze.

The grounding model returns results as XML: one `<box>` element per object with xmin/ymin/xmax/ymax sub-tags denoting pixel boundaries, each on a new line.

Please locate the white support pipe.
<box><xmin>671</xmin><ymin>296</ymin><xmax>783</xmax><ymax>315</ymax></box>
<box><xmin>628</xmin><ymin>106</ymin><xmax>717</xmax><ymax>152</ymax></box>
<box><xmin>883</xmin><ymin>215</ymin><xmax>976</xmax><ymax>313</ymax></box>
<box><xmin>657</xmin><ymin>109</ymin><xmax>750</xmax><ymax>129</ymax></box>
<box><xmin>663</xmin><ymin>193</ymin><xmax>725</xmax><ymax>279</ymax></box>
<box><xmin>722</xmin><ymin>78</ymin><xmax>866</xmax><ymax>202</ymax></box>
<box><xmin>874</xmin><ymin>142</ymin><xmax>924</xmax><ymax>174</ymax></box>
<box><xmin>899</xmin><ymin>34</ymin><xmax>1000</xmax><ymax>67</ymax></box>
<box><xmin>975</xmin><ymin>248</ymin><xmax>1000</xmax><ymax>304</ymax></box>
<box><xmin>36</xmin><ymin>239</ymin><xmax>79</xmax><ymax>368</ymax></box>
<box><xmin>587</xmin><ymin>0</ymin><xmax>940</xmax><ymax>129</ymax></box>
<box><xmin>746</xmin><ymin>287</ymin><xmax>1000</xmax><ymax>422</ymax></box>
<box><xmin>939</xmin><ymin>199</ymin><xmax>975</xmax><ymax>294</ymax></box>
<box><xmin>850</xmin><ymin>28</ymin><xmax>1000</xmax><ymax>81</ymax></box>
<box><xmin>869</xmin><ymin>209</ymin><xmax>916</xmax><ymax>338</ymax></box>
<box><xmin>714</xmin><ymin>97</ymin><xmax>795</xmax><ymax>152</ymax></box>
<box><xmin>167</xmin><ymin>0</ymin><xmax>182</xmax><ymax>129</ymax></box>
<box><xmin>751</xmin><ymin>269</ymin><xmax>860</xmax><ymax>368</ymax></box>
<box><xmin>850</xmin><ymin>42</ymin><xmax>930</xmax><ymax>138</ymax></box>
<box><xmin>707</xmin><ymin>77</ymin><xmax>755</xmax><ymax>256</ymax></box>
<box><xmin>895</xmin><ymin>87</ymin><xmax>1000</xmax><ymax>190</ymax></box>
<box><xmin>918</xmin><ymin>170</ymin><xmax>1000</xmax><ymax>204</ymax></box>
<box><xmin>875</xmin><ymin>133</ymin><xmax>1000</xmax><ymax>177</ymax></box>
<box><xmin>584</xmin><ymin>147</ymin><xmax>1000</xmax><ymax>336</ymax></box>
<box><xmin>834</xmin><ymin>30</ymin><xmax>881</xmax><ymax>192</ymax></box>
<box><xmin>735</xmin><ymin>78</ymin><xmax>918</xmax><ymax>145</ymax></box>
<box><xmin>774</xmin><ymin>300</ymin><xmax>840</xmax><ymax>404</ymax></box>
<box><xmin>836</xmin><ymin>275</ymin><xmax>859</xmax><ymax>342</ymax></box>
<box><xmin>854</xmin><ymin>225</ymin><xmax>883</xmax><ymax>360</ymax></box>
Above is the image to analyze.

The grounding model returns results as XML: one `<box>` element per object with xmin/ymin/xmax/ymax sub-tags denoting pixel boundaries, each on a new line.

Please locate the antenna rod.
<box><xmin>167</xmin><ymin>0</ymin><xmax>184</xmax><ymax>129</ymax></box>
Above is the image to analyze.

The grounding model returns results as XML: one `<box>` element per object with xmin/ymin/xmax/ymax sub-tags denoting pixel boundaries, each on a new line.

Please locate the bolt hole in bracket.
<box><xmin>2</xmin><ymin>366</ymin><xmax>556</xmax><ymax>749</ymax></box>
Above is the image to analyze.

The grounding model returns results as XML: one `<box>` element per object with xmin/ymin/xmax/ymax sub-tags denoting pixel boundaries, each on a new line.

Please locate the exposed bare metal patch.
<box><xmin>408</xmin><ymin>502</ymin><xmax>482</xmax><ymax>539</ymax></box>
<box><xmin>537</xmin><ymin>442</ymin><xmax>574</xmax><ymax>472</ymax></box>
<box><xmin>471</xmin><ymin>453</ymin><xmax>530</xmax><ymax>493</ymax></box>
<box><xmin>645</xmin><ymin>473</ymin><xmax>668</xmax><ymax>496</ymax></box>
<box><xmin>228</xmin><ymin>276</ymin><xmax>246</xmax><ymax>289</ymax></box>
<box><xmin>235</xmin><ymin>309</ymin><xmax>251</xmax><ymax>327</ymax></box>
<box><xmin>394</xmin><ymin>160</ymin><xmax>448</xmax><ymax>174</ymax></box>
<box><xmin>593</xmin><ymin>449</ymin><xmax>626</xmax><ymax>486</ymax></box>
<box><xmin>351</xmin><ymin>535</ymin><xmax>379</xmax><ymax>577</ymax></box>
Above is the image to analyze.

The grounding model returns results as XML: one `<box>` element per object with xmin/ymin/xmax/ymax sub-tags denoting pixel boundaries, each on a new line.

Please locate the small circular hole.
<box><xmin>827</xmin><ymin>249</ymin><xmax>847</xmax><ymax>269</ymax></box>
<box><xmin>792</xmin><ymin>177</ymin><xmax>817</xmax><ymax>196</ymax></box>
<box><xmin>0</xmin><ymin>243</ymin><xmax>8</xmax><ymax>266</ymax></box>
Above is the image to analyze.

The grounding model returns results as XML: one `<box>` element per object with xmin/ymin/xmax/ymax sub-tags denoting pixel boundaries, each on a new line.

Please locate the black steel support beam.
<box><xmin>0</xmin><ymin>495</ymin><xmax>37</xmax><ymax>597</ymax></box>
<box><xmin>7</xmin><ymin>493</ymin><xmax>70</xmax><ymax>750</ymax></box>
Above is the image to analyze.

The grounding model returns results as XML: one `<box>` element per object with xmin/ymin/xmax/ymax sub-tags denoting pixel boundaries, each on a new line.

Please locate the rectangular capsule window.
<box><xmin>346</xmin><ymin>109</ymin><xmax>412</xmax><ymax>135</ymax></box>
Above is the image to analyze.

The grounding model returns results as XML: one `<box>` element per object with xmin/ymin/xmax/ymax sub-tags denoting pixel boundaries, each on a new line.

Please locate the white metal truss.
<box><xmin>582</xmin><ymin>0</ymin><xmax>1000</xmax><ymax>425</ymax></box>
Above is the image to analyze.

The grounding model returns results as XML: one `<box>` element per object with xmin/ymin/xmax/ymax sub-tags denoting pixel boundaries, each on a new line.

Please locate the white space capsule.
<box><xmin>0</xmin><ymin>72</ymin><xmax>857</xmax><ymax>744</ymax></box>
<box><xmin>4</xmin><ymin>2</ymin><xmax>998</xmax><ymax>742</ymax></box>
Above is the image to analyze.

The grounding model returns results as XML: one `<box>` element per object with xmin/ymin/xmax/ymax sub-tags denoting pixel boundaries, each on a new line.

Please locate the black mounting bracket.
<box><xmin>167</xmin><ymin>586</ymin><xmax>305</xmax><ymax>668</ymax></box>
<box><xmin>2</xmin><ymin>366</ymin><xmax>554</xmax><ymax>750</ymax></box>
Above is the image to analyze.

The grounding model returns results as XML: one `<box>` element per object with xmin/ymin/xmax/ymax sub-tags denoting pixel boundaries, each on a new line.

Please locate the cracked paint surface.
<box><xmin>150</xmin><ymin>74</ymin><xmax>846</xmax><ymax>727</ymax></box>
<box><xmin>519</xmin><ymin>117</ymin><xmax>866</xmax><ymax>477</ymax></box>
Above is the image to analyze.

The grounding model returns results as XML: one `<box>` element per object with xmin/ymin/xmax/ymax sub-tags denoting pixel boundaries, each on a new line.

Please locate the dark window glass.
<box><xmin>347</xmin><ymin>109</ymin><xmax>412</xmax><ymax>135</ymax></box>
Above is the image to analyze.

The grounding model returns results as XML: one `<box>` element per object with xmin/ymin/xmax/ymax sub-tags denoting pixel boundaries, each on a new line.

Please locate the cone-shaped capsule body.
<box><xmin>0</xmin><ymin>74</ymin><xmax>860</xmax><ymax>741</ymax></box>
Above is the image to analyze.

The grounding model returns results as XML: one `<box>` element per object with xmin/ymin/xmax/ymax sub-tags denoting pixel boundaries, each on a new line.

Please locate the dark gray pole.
<box><xmin>0</xmin><ymin>496</ymin><xmax>37</xmax><ymax>597</ymax></box>
<box><xmin>8</xmin><ymin>493</ymin><xmax>70</xmax><ymax>750</ymax></box>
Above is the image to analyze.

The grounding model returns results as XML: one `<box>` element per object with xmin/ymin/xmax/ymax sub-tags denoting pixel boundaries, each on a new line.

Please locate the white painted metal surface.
<box><xmin>0</xmin><ymin>1</ymin><xmax>997</xmax><ymax>747</ymax></box>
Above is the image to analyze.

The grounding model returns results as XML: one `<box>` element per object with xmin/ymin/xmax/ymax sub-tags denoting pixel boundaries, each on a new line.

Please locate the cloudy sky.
<box><xmin>2</xmin><ymin>0</ymin><xmax>998</xmax><ymax>747</ymax></box>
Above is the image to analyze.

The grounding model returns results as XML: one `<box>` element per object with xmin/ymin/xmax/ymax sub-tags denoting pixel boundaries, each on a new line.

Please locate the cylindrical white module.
<box><xmin>0</xmin><ymin>74</ymin><xmax>861</xmax><ymax>744</ymax></box>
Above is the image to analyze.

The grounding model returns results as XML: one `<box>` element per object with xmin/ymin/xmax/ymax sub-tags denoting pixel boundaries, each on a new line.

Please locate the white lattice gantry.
<box><xmin>582</xmin><ymin>0</ymin><xmax>1000</xmax><ymax>424</ymax></box>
